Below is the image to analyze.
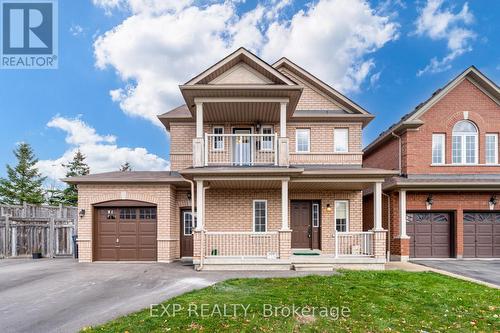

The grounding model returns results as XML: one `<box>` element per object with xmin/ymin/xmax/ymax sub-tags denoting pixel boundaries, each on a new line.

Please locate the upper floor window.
<box><xmin>261</xmin><ymin>126</ymin><xmax>274</xmax><ymax>151</ymax></box>
<box><xmin>296</xmin><ymin>129</ymin><xmax>310</xmax><ymax>153</ymax></box>
<box><xmin>432</xmin><ymin>134</ymin><xmax>445</xmax><ymax>164</ymax></box>
<box><xmin>452</xmin><ymin>120</ymin><xmax>478</xmax><ymax>164</ymax></box>
<box><xmin>485</xmin><ymin>133</ymin><xmax>498</xmax><ymax>164</ymax></box>
<box><xmin>334</xmin><ymin>128</ymin><xmax>349</xmax><ymax>152</ymax></box>
<box><xmin>213</xmin><ymin>127</ymin><xmax>224</xmax><ymax>151</ymax></box>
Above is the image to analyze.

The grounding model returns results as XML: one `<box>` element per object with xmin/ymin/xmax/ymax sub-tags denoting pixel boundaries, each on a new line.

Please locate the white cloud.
<box><xmin>38</xmin><ymin>116</ymin><xmax>169</xmax><ymax>184</ymax></box>
<box><xmin>93</xmin><ymin>0</ymin><xmax>398</xmax><ymax>125</ymax></box>
<box><xmin>69</xmin><ymin>24</ymin><xmax>84</xmax><ymax>37</ymax></box>
<box><xmin>415</xmin><ymin>0</ymin><xmax>475</xmax><ymax>76</ymax></box>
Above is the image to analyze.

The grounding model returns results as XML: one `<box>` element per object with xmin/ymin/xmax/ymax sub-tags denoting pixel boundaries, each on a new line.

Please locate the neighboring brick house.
<box><xmin>66</xmin><ymin>48</ymin><xmax>396</xmax><ymax>270</ymax></box>
<box><xmin>363</xmin><ymin>66</ymin><xmax>500</xmax><ymax>261</ymax></box>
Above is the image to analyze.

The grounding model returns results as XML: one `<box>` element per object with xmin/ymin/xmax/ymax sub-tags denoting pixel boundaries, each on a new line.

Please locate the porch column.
<box><xmin>278</xmin><ymin>102</ymin><xmax>289</xmax><ymax>166</ymax></box>
<box><xmin>399</xmin><ymin>190</ymin><xmax>408</xmax><ymax>238</ymax></box>
<box><xmin>192</xmin><ymin>102</ymin><xmax>204</xmax><ymax>167</ymax></box>
<box><xmin>281</xmin><ymin>179</ymin><xmax>289</xmax><ymax>230</ymax></box>
<box><xmin>196</xmin><ymin>102</ymin><xmax>203</xmax><ymax>138</ymax></box>
<box><xmin>195</xmin><ymin>180</ymin><xmax>204</xmax><ymax>230</ymax></box>
<box><xmin>373</xmin><ymin>182</ymin><xmax>383</xmax><ymax>231</ymax></box>
<box><xmin>280</xmin><ymin>102</ymin><xmax>287</xmax><ymax>137</ymax></box>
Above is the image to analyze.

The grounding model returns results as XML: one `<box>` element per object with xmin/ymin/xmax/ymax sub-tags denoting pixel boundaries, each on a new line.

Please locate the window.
<box><xmin>432</xmin><ymin>134</ymin><xmax>445</xmax><ymax>164</ymax></box>
<box><xmin>335</xmin><ymin>201</ymin><xmax>349</xmax><ymax>232</ymax></box>
<box><xmin>106</xmin><ymin>209</ymin><xmax>115</xmax><ymax>220</ymax></box>
<box><xmin>183</xmin><ymin>211</ymin><xmax>195</xmax><ymax>235</ymax></box>
<box><xmin>296</xmin><ymin>129</ymin><xmax>310</xmax><ymax>153</ymax></box>
<box><xmin>140</xmin><ymin>208</ymin><xmax>156</xmax><ymax>219</ymax></box>
<box><xmin>486</xmin><ymin>134</ymin><xmax>498</xmax><ymax>164</ymax></box>
<box><xmin>312</xmin><ymin>203</ymin><xmax>319</xmax><ymax>227</ymax></box>
<box><xmin>334</xmin><ymin>128</ymin><xmax>349</xmax><ymax>152</ymax></box>
<box><xmin>213</xmin><ymin>127</ymin><xmax>224</xmax><ymax>150</ymax></box>
<box><xmin>452</xmin><ymin>120</ymin><xmax>478</xmax><ymax>164</ymax></box>
<box><xmin>120</xmin><ymin>208</ymin><xmax>136</xmax><ymax>219</ymax></box>
<box><xmin>261</xmin><ymin>126</ymin><xmax>274</xmax><ymax>151</ymax></box>
<box><xmin>253</xmin><ymin>200</ymin><xmax>267</xmax><ymax>232</ymax></box>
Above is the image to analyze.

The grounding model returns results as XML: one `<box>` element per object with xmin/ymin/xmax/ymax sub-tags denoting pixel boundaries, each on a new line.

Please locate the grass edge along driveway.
<box><xmin>83</xmin><ymin>270</ymin><xmax>500</xmax><ymax>332</ymax></box>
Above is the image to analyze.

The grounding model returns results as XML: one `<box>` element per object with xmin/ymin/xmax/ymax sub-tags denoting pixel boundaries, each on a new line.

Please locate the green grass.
<box><xmin>83</xmin><ymin>270</ymin><xmax>500</xmax><ymax>332</ymax></box>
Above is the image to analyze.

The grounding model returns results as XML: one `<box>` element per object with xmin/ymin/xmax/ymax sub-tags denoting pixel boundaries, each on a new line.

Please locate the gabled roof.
<box><xmin>158</xmin><ymin>104</ymin><xmax>192</xmax><ymax>130</ymax></box>
<box><xmin>364</xmin><ymin>66</ymin><xmax>500</xmax><ymax>154</ymax></box>
<box><xmin>273</xmin><ymin>57</ymin><xmax>372</xmax><ymax>116</ymax></box>
<box><xmin>184</xmin><ymin>47</ymin><xmax>296</xmax><ymax>86</ymax></box>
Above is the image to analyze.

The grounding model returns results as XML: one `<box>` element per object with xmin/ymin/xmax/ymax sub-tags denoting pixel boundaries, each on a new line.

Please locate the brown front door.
<box><xmin>407</xmin><ymin>212</ymin><xmax>451</xmax><ymax>258</ymax></box>
<box><xmin>180</xmin><ymin>209</ymin><xmax>195</xmax><ymax>257</ymax></box>
<box><xmin>95</xmin><ymin>207</ymin><xmax>157</xmax><ymax>261</ymax></box>
<box><xmin>464</xmin><ymin>212</ymin><xmax>500</xmax><ymax>258</ymax></box>
<box><xmin>291</xmin><ymin>201</ymin><xmax>312</xmax><ymax>249</ymax></box>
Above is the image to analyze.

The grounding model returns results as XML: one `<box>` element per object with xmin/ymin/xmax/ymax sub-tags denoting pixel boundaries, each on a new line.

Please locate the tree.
<box><xmin>46</xmin><ymin>188</ymin><xmax>65</xmax><ymax>206</ymax></box>
<box><xmin>0</xmin><ymin>143</ymin><xmax>46</xmax><ymax>205</ymax></box>
<box><xmin>120</xmin><ymin>162</ymin><xmax>132</xmax><ymax>172</ymax></box>
<box><xmin>62</xmin><ymin>150</ymin><xmax>90</xmax><ymax>205</ymax></box>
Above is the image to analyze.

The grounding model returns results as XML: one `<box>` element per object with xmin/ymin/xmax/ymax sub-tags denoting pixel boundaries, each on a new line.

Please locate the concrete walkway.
<box><xmin>0</xmin><ymin>258</ymin><xmax>334</xmax><ymax>333</ymax></box>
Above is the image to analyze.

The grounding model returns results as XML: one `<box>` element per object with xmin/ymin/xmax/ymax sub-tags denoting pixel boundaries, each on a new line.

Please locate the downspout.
<box><xmin>382</xmin><ymin>192</ymin><xmax>391</xmax><ymax>261</ymax></box>
<box><xmin>391</xmin><ymin>132</ymin><xmax>402</xmax><ymax>174</ymax></box>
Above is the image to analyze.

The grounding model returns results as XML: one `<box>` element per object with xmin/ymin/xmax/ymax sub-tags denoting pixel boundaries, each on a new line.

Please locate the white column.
<box><xmin>399</xmin><ymin>190</ymin><xmax>408</xmax><ymax>238</ymax></box>
<box><xmin>373</xmin><ymin>182</ymin><xmax>383</xmax><ymax>231</ymax></box>
<box><xmin>280</xmin><ymin>102</ymin><xmax>287</xmax><ymax>138</ymax></box>
<box><xmin>195</xmin><ymin>180</ymin><xmax>204</xmax><ymax>230</ymax></box>
<box><xmin>281</xmin><ymin>179</ymin><xmax>289</xmax><ymax>230</ymax></box>
<box><xmin>196</xmin><ymin>102</ymin><xmax>203</xmax><ymax>138</ymax></box>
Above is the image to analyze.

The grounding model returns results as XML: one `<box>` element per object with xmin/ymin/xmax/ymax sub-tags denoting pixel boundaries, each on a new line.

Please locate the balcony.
<box><xmin>204</xmin><ymin>133</ymin><xmax>278</xmax><ymax>166</ymax></box>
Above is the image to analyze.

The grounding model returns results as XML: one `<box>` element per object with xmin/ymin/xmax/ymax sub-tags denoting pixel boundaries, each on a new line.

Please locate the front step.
<box><xmin>293</xmin><ymin>264</ymin><xmax>335</xmax><ymax>271</ymax></box>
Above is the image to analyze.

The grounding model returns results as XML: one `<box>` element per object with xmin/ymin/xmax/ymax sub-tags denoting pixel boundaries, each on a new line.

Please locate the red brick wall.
<box><xmin>363</xmin><ymin>136</ymin><xmax>400</xmax><ymax>170</ymax></box>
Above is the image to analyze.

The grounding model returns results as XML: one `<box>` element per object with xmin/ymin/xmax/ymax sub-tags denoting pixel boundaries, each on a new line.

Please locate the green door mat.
<box><xmin>293</xmin><ymin>252</ymin><xmax>320</xmax><ymax>256</ymax></box>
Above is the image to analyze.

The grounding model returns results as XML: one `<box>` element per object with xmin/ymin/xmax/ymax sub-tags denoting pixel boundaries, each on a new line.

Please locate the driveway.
<box><xmin>412</xmin><ymin>260</ymin><xmax>500</xmax><ymax>286</ymax></box>
<box><xmin>0</xmin><ymin>259</ymin><xmax>333</xmax><ymax>333</ymax></box>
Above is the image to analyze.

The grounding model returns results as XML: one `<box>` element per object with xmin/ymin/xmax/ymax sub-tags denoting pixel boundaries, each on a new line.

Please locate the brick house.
<box><xmin>363</xmin><ymin>66</ymin><xmax>500</xmax><ymax>261</ymax></box>
<box><xmin>65</xmin><ymin>48</ymin><xmax>396</xmax><ymax>270</ymax></box>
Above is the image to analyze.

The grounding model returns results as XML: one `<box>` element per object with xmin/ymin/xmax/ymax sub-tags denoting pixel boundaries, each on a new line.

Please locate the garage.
<box><xmin>464</xmin><ymin>212</ymin><xmax>500</xmax><ymax>258</ymax></box>
<box><xmin>94</xmin><ymin>201</ymin><xmax>157</xmax><ymax>261</ymax></box>
<box><xmin>407</xmin><ymin>212</ymin><xmax>452</xmax><ymax>258</ymax></box>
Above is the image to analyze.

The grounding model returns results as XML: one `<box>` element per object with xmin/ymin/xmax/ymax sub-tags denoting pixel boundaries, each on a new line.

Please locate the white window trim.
<box><xmin>212</xmin><ymin>126</ymin><xmax>224</xmax><ymax>151</ymax></box>
<box><xmin>334</xmin><ymin>200</ymin><xmax>349</xmax><ymax>232</ymax></box>
<box><xmin>333</xmin><ymin>128</ymin><xmax>349</xmax><ymax>153</ymax></box>
<box><xmin>260</xmin><ymin>125</ymin><xmax>274</xmax><ymax>151</ymax></box>
<box><xmin>485</xmin><ymin>133</ymin><xmax>498</xmax><ymax>165</ymax></box>
<box><xmin>183</xmin><ymin>211</ymin><xmax>194</xmax><ymax>236</ymax></box>
<box><xmin>431</xmin><ymin>133</ymin><xmax>446</xmax><ymax>165</ymax></box>
<box><xmin>253</xmin><ymin>200</ymin><xmax>267</xmax><ymax>233</ymax></box>
<box><xmin>295</xmin><ymin>128</ymin><xmax>310</xmax><ymax>153</ymax></box>
<box><xmin>451</xmin><ymin>121</ymin><xmax>479</xmax><ymax>165</ymax></box>
<box><xmin>312</xmin><ymin>203</ymin><xmax>320</xmax><ymax>227</ymax></box>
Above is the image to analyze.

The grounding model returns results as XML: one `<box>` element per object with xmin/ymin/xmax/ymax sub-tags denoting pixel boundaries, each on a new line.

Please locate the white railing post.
<box><xmin>274</xmin><ymin>133</ymin><xmax>278</xmax><ymax>166</ymax></box>
<box><xmin>204</xmin><ymin>133</ymin><xmax>209</xmax><ymax>166</ymax></box>
<box><xmin>334</xmin><ymin>230</ymin><xmax>338</xmax><ymax>258</ymax></box>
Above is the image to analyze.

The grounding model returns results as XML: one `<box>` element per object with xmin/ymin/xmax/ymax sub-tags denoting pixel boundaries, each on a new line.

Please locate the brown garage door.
<box><xmin>464</xmin><ymin>212</ymin><xmax>500</xmax><ymax>258</ymax></box>
<box><xmin>95</xmin><ymin>207</ymin><xmax>157</xmax><ymax>261</ymax></box>
<box><xmin>407</xmin><ymin>212</ymin><xmax>451</xmax><ymax>258</ymax></box>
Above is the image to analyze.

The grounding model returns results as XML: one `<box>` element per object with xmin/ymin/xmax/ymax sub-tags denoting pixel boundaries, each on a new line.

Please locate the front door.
<box><xmin>180</xmin><ymin>209</ymin><xmax>195</xmax><ymax>257</ymax></box>
<box><xmin>291</xmin><ymin>201</ymin><xmax>312</xmax><ymax>249</ymax></box>
<box><xmin>233</xmin><ymin>128</ymin><xmax>252</xmax><ymax>165</ymax></box>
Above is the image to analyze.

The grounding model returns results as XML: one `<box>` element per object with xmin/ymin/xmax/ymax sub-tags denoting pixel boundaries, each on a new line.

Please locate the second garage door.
<box><xmin>407</xmin><ymin>212</ymin><xmax>452</xmax><ymax>258</ymax></box>
<box><xmin>95</xmin><ymin>206</ymin><xmax>157</xmax><ymax>261</ymax></box>
<box><xmin>464</xmin><ymin>212</ymin><xmax>500</xmax><ymax>258</ymax></box>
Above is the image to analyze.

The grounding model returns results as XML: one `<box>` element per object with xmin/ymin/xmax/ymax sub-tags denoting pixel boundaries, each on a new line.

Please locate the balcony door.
<box><xmin>232</xmin><ymin>128</ymin><xmax>252</xmax><ymax>166</ymax></box>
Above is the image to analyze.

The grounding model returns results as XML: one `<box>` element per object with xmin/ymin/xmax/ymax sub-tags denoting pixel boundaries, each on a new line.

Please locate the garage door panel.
<box><xmin>139</xmin><ymin>235</ymin><xmax>156</xmax><ymax>246</ymax></box>
<box><xmin>407</xmin><ymin>212</ymin><xmax>451</xmax><ymax>258</ymax></box>
<box><xmin>139</xmin><ymin>249</ymin><xmax>156</xmax><ymax>260</ymax></box>
<box><xmin>463</xmin><ymin>212</ymin><xmax>500</xmax><ymax>258</ymax></box>
<box><xmin>139</xmin><ymin>222</ymin><xmax>156</xmax><ymax>233</ymax></box>
<box><xmin>118</xmin><ymin>248</ymin><xmax>137</xmax><ymax>260</ymax></box>
<box><xmin>99</xmin><ymin>235</ymin><xmax>117</xmax><ymax>246</ymax></box>
<box><xmin>118</xmin><ymin>223</ymin><xmax>137</xmax><ymax>233</ymax></box>
<box><xmin>98</xmin><ymin>248</ymin><xmax>117</xmax><ymax>261</ymax></box>
<box><xmin>119</xmin><ymin>235</ymin><xmax>138</xmax><ymax>247</ymax></box>
<box><xmin>99</xmin><ymin>223</ymin><xmax>117</xmax><ymax>233</ymax></box>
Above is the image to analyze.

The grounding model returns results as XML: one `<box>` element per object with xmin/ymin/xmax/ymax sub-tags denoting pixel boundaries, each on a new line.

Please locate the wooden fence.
<box><xmin>0</xmin><ymin>204</ymin><xmax>77</xmax><ymax>258</ymax></box>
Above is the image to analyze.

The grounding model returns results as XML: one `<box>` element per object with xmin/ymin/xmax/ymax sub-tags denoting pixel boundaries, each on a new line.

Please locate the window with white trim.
<box><xmin>296</xmin><ymin>129</ymin><xmax>310</xmax><ymax>153</ymax></box>
<box><xmin>312</xmin><ymin>203</ymin><xmax>319</xmax><ymax>227</ymax></box>
<box><xmin>183</xmin><ymin>211</ymin><xmax>196</xmax><ymax>235</ymax></box>
<box><xmin>452</xmin><ymin>120</ymin><xmax>478</xmax><ymax>164</ymax></box>
<box><xmin>261</xmin><ymin>126</ymin><xmax>274</xmax><ymax>151</ymax></box>
<box><xmin>253</xmin><ymin>200</ymin><xmax>267</xmax><ymax>232</ymax></box>
<box><xmin>334</xmin><ymin>128</ymin><xmax>349</xmax><ymax>152</ymax></box>
<box><xmin>486</xmin><ymin>133</ymin><xmax>498</xmax><ymax>164</ymax></box>
<box><xmin>213</xmin><ymin>127</ymin><xmax>224</xmax><ymax>151</ymax></box>
<box><xmin>335</xmin><ymin>201</ymin><xmax>349</xmax><ymax>232</ymax></box>
<box><xmin>432</xmin><ymin>133</ymin><xmax>445</xmax><ymax>164</ymax></box>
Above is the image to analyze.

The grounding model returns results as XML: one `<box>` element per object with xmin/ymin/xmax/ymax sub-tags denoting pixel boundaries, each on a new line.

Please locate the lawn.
<box><xmin>84</xmin><ymin>270</ymin><xmax>499</xmax><ymax>332</ymax></box>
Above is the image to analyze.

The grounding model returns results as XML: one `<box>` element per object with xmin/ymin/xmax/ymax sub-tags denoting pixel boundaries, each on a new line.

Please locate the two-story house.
<box><xmin>363</xmin><ymin>66</ymin><xmax>500</xmax><ymax>261</ymax></box>
<box><xmin>66</xmin><ymin>48</ymin><xmax>396</xmax><ymax>270</ymax></box>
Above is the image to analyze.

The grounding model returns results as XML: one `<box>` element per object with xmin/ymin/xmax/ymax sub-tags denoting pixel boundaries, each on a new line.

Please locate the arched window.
<box><xmin>452</xmin><ymin>120</ymin><xmax>478</xmax><ymax>164</ymax></box>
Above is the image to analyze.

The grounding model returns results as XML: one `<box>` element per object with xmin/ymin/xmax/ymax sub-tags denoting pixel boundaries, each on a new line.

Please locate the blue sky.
<box><xmin>0</xmin><ymin>0</ymin><xmax>499</xmax><ymax>185</ymax></box>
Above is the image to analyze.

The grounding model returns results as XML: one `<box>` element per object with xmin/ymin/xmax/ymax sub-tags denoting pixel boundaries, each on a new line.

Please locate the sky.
<box><xmin>0</xmin><ymin>0</ymin><xmax>499</xmax><ymax>187</ymax></box>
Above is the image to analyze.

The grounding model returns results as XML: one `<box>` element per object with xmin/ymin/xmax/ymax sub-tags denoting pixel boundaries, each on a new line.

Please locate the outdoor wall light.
<box><xmin>187</xmin><ymin>192</ymin><xmax>192</xmax><ymax>201</ymax></box>
<box><xmin>425</xmin><ymin>195</ymin><xmax>433</xmax><ymax>210</ymax></box>
<box><xmin>326</xmin><ymin>204</ymin><xmax>332</xmax><ymax>212</ymax></box>
<box><xmin>489</xmin><ymin>195</ymin><xmax>497</xmax><ymax>210</ymax></box>
<box><xmin>79</xmin><ymin>209</ymin><xmax>85</xmax><ymax>218</ymax></box>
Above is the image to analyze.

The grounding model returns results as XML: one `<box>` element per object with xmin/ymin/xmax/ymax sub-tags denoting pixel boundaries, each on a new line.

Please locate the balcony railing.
<box><xmin>205</xmin><ymin>133</ymin><xmax>278</xmax><ymax>166</ymax></box>
<box><xmin>205</xmin><ymin>231</ymin><xmax>279</xmax><ymax>258</ymax></box>
<box><xmin>334</xmin><ymin>231</ymin><xmax>373</xmax><ymax>257</ymax></box>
